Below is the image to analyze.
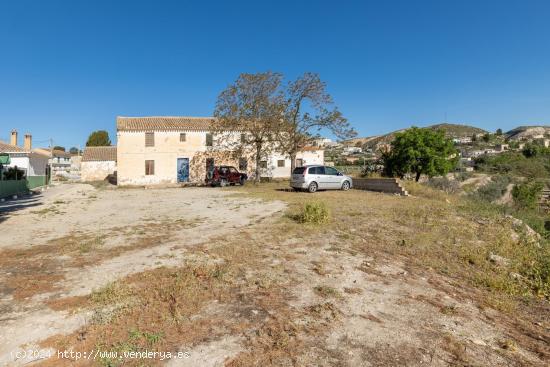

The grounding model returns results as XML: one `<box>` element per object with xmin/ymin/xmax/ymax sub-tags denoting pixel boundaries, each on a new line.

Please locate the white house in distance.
<box><xmin>0</xmin><ymin>130</ymin><xmax>49</xmax><ymax>189</ymax></box>
<box><xmin>34</xmin><ymin>148</ymin><xmax>73</xmax><ymax>176</ymax></box>
<box><xmin>81</xmin><ymin>146</ymin><xmax>117</xmax><ymax>182</ymax></box>
<box><xmin>263</xmin><ymin>146</ymin><xmax>324</xmax><ymax>178</ymax></box>
<box><xmin>116</xmin><ymin>116</ymin><xmax>324</xmax><ymax>186</ymax></box>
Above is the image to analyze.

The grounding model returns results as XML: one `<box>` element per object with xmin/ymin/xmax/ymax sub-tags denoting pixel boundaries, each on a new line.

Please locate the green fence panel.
<box><xmin>26</xmin><ymin>175</ymin><xmax>47</xmax><ymax>189</ymax></box>
<box><xmin>0</xmin><ymin>180</ymin><xmax>28</xmax><ymax>198</ymax></box>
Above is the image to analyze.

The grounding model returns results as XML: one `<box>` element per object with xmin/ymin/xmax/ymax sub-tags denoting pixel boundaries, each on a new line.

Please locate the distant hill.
<box><xmin>505</xmin><ymin>125</ymin><xmax>550</xmax><ymax>140</ymax></box>
<box><xmin>344</xmin><ymin>123</ymin><xmax>487</xmax><ymax>148</ymax></box>
<box><xmin>427</xmin><ymin>123</ymin><xmax>487</xmax><ymax>137</ymax></box>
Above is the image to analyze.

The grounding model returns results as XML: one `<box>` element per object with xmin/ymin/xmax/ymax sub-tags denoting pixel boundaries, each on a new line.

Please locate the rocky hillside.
<box><xmin>505</xmin><ymin>125</ymin><xmax>550</xmax><ymax>140</ymax></box>
<box><xmin>346</xmin><ymin>123</ymin><xmax>487</xmax><ymax>148</ymax></box>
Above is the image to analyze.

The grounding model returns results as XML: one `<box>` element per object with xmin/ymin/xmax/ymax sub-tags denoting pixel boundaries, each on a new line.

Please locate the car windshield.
<box><xmin>293</xmin><ymin>167</ymin><xmax>306</xmax><ymax>174</ymax></box>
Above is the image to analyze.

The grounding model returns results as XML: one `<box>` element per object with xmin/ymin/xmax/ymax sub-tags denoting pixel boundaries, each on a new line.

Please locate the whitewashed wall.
<box><xmin>261</xmin><ymin>150</ymin><xmax>324</xmax><ymax>178</ymax></box>
<box><xmin>81</xmin><ymin>161</ymin><xmax>116</xmax><ymax>182</ymax></box>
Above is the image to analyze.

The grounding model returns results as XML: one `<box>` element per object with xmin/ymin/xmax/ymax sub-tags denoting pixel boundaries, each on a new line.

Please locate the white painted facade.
<box><xmin>261</xmin><ymin>149</ymin><xmax>325</xmax><ymax>178</ymax></box>
<box><xmin>6</xmin><ymin>153</ymin><xmax>48</xmax><ymax>176</ymax></box>
<box><xmin>81</xmin><ymin>161</ymin><xmax>117</xmax><ymax>182</ymax></box>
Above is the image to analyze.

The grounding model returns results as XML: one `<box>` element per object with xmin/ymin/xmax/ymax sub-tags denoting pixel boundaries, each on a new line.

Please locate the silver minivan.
<box><xmin>290</xmin><ymin>165</ymin><xmax>353</xmax><ymax>193</ymax></box>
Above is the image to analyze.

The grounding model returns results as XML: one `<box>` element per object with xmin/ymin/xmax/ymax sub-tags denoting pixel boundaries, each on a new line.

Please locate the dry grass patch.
<box><xmin>0</xmin><ymin>218</ymin><xmax>202</xmax><ymax>301</ymax></box>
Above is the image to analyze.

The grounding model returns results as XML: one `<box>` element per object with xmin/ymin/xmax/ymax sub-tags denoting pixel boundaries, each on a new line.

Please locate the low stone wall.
<box><xmin>353</xmin><ymin>178</ymin><xmax>408</xmax><ymax>196</ymax></box>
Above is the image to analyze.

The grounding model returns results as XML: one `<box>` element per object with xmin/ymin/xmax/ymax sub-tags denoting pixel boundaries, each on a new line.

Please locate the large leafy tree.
<box><xmin>213</xmin><ymin>72</ymin><xmax>284</xmax><ymax>182</ymax></box>
<box><xmin>278</xmin><ymin>73</ymin><xmax>356</xmax><ymax>171</ymax></box>
<box><xmin>383</xmin><ymin>127</ymin><xmax>458</xmax><ymax>181</ymax></box>
<box><xmin>86</xmin><ymin>130</ymin><xmax>111</xmax><ymax>146</ymax></box>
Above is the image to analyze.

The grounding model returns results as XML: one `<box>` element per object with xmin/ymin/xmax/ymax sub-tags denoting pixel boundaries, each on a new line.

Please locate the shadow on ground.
<box><xmin>0</xmin><ymin>193</ymin><xmax>43</xmax><ymax>218</ymax></box>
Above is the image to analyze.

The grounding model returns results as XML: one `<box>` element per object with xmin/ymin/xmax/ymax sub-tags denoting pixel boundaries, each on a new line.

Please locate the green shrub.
<box><xmin>296</xmin><ymin>201</ymin><xmax>330</xmax><ymax>224</ymax></box>
<box><xmin>471</xmin><ymin>175</ymin><xmax>511</xmax><ymax>202</ymax></box>
<box><xmin>512</xmin><ymin>181</ymin><xmax>544</xmax><ymax>210</ymax></box>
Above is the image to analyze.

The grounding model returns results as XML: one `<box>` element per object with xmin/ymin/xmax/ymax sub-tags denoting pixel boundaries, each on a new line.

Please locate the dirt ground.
<box><xmin>0</xmin><ymin>183</ymin><xmax>285</xmax><ymax>365</ymax></box>
<box><xmin>0</xmin><ymin>182</ymin><xmax>548</xmax><ymax>366</ymax></box>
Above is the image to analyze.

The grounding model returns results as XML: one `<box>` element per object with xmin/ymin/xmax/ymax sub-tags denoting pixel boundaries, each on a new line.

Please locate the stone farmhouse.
<box><xmin>116</xmin><ymin>116</ymin><xmax>324</xmax><ymax>186</ymax></box>
<box><xmin>81</xmin><ymin>146</ymin><xmax>117</xmax><ymax>182</ymax></box>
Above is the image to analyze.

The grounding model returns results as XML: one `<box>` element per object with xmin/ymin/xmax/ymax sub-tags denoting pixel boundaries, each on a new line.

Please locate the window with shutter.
<box><xmin>145</xmin><ymin>132</ymin><xmax>154</xmax><ymax>147</ymax></box>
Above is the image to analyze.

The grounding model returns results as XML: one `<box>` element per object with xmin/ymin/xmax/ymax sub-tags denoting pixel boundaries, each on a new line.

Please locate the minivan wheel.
<box><xmin>341</xmin><ymin>181</ymin><xmax>350</xmax><ymax>191</ymax></box>
<box><xmin>308</xmin><ymin>182</ymin><xmax>318</xmax><ymax>193</ymax></box>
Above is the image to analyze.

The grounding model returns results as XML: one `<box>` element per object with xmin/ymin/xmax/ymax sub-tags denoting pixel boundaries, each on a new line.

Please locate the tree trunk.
<box><xmin>254</xmin><ymin>145</ymin><xmax>262</xmax><ymax>183</ymax></box>
<box><xmin>289</xmin><ymin>152</ymin><xmax>297</xmax><ymax>173</ymax></box>
<box><xmin>415</xmin><ymin>171</ymin><xmax>421</xmax><ymax>182</ymax></box>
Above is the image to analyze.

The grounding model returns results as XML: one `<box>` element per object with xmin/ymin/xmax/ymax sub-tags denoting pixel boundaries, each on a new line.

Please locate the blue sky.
<box><xmin>1</xmin><ymin>0</ymin><xmax>549</xmax><ymax>148</ymax></box>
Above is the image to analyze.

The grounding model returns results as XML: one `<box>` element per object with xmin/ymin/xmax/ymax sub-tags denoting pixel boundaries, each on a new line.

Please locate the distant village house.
<box><xmin>0</xmin><ymin>130</ymin><xmax>49</xmax><ymax>188</ymax></box>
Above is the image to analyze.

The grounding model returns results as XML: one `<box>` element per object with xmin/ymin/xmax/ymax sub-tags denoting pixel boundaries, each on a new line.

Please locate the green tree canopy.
<box><xmin>86</xmin><ymin>130</ymin><xmax>111</xmax><ymax>147</ymax></box>
<box><xmin>69</xmin><ymin>147</ymin><xmax>79</xmax><ymax>155</ymax></box>
<box><xmin>53</xmin><ymin>146</ymin><xmax>65</xmax><ymax>151</ymax></box>
<box><xmin>382</xmin><ymin>127</ymin><xmax>458</xmax><ymax>181</ymax></box>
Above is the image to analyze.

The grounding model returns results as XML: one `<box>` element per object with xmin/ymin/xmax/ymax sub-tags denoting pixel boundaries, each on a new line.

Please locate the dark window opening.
<box><xmin>239</xmin><ymin>158</ymin><xmax>248</xmax><ymax>171</ymax></box>
<box><xmin>145</xmin><ymin>160</ymin><xmax>155</xmax><ymax>175</ymax></box>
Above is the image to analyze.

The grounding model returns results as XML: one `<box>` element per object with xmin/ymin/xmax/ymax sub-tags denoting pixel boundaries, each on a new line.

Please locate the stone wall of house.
<box><xmin>117</xmin><ymin>131</ymin><xmax>246</xmax><ymax>185</ymax></box>
<box><xmin>81</xmin><ymin>161</ymin><xmax>116</xmax><ymax>182</ymax></box>
<box><xmin>353</xmin><ymin>178</ymin><xmax>408</xmax><ymax>196</ymax></box>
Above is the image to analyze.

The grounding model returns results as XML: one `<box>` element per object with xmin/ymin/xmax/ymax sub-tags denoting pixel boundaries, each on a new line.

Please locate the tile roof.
<box><xmin>35</xmin><ymin>148</ymin><xmax>72</xmax><ymax>158</ymax></box>
<box><xmin>0</xmin><ymin>141</ymin><xmax>27</xmax><ymax>153</ymax></box>
<box><xmin>117</xmin><ymin>116</ymin><xmax>217</xmax><ymax>132</ymax></box>
<box><xmin>82</xmin><ymin>146</ymin><xmax>117</xmax><ymax>162</ymax></box>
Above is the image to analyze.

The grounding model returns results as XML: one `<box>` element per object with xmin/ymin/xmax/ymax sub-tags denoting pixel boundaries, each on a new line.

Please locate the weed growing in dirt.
<box><xmin>294</xmin><ymin>201</ymin><xmax>330</xmax><ymax>224</ymax></box>
<box><xmin>314</xmin><ymin>285</ymin><xmax>341</xmax><ymax>298</ymax></box>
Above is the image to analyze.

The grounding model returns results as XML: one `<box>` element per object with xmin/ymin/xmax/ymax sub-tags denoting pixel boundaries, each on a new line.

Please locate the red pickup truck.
<box><xmin>206</xmin><ymin>166</ymin><xmax>247</xmax><ymax>187</ymax></box>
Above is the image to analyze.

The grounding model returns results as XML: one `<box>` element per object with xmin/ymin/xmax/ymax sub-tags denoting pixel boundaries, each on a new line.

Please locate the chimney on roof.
<box><xmin>24</xmin><ymin>134</ymin><xmax>32</xmax><ymax>151</ymax></box>
<box><xmin>10</xmin><ymin>130</ymin><xmax>18</xmax><ymax>146</ymax></box>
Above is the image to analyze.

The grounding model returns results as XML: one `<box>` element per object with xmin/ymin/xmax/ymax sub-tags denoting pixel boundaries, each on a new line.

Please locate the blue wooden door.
<box><xmin>177</xmin><ymin>158</ymin><xmax>189</xmax><ymax>182</ymax></box>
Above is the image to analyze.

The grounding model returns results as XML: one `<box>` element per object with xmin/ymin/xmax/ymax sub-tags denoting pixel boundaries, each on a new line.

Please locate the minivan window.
<box><xmin>325</xmin><ymin>167</ymin><xmax>338</xmax><ymax>175</ymax></box>
<box><xmin>308</xmin><ymin>166</ymin><xmax>325</xmax><ymax>175</ymax></box>
<box><xmin>293</xmin><ymin>167</ymin><xmax>306</xmax><ymax>174</ymax></box>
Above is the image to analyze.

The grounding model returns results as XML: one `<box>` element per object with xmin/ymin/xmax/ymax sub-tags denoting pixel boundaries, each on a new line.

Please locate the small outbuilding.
<box><xmin>81</xmin><ymin>146</ymin><xmax>117</xmax><ymax>182</ymax></box>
